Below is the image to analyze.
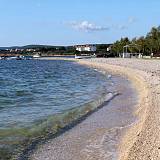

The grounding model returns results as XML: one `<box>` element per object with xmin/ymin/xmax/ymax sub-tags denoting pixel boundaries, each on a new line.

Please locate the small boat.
<box><xmin>6</xmin><ymin>56</ymin><xmax>17</xmax><ymax>60</ymax></box>
<box><xmin>33</xmin><ymin>54</ymin><xmax>41</xmax><ymax>58</ymax></box>
<box><xmin>75</xmin><ymin>55</ymin><xmax>91</xmax><ymax>59</ymax></box>
<box><xmin>8</xmin><ymin>56</ymin><xmax>24</xmax><ymax>60</ymax></box>
<box><xmin>75</xmin><ymin>53</ymin><xmax>96</xmax><ymax>59</ymax></box>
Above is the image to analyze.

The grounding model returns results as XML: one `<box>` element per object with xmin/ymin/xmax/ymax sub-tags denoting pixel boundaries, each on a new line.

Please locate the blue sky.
<box><xmin>0</xmin><ymin>0</ymin><xmax>160</xmax><ymax>46</ymax></box>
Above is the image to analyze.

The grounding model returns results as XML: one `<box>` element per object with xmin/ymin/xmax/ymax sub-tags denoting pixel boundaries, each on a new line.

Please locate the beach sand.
<box><xmin>31</xmin><ymin>58</ymin><xmax>160</xmax><ymax>160</ymax></box>
<box><xmin>78</xmin><ymin>58</ymin><xmax>160</xmax><ymax>160</ymax></box>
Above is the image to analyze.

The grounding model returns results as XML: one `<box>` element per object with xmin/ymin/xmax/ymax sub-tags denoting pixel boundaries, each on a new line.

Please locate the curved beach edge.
<box><xmin>76</xmin><ymin>59</ymin><xmax>154</xmax><ymax>160</ymax></box>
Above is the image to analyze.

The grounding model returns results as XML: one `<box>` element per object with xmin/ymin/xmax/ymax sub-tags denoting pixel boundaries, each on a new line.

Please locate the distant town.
<box><xmin>0</xmin><ymin>44</ymin><xmax>112</xmax><ymax>59</ymax></box>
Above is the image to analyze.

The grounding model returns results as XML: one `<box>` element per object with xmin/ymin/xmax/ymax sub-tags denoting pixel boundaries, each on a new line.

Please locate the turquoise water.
<box><xmin>0</xmin><ymin>60</ymin><xmax>111</xmax><ymax>159</ymax></box>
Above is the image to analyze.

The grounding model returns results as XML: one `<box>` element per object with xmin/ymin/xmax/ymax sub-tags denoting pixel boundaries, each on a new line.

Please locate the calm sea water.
<box><xmin>0</xmin><ymin>60</ymin><xmax>109</xmax><ymax>129</ymax></box>
<box><xmin>0</xmin><ymin>60</ymin><xmax>112</xmax><ymax>159</ymax></box>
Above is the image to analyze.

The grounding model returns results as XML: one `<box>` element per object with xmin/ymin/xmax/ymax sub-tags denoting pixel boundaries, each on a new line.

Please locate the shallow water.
<box><xmin>30</xmin><ymin>73</ymin><xmax>138</xmax><ymax>160</ymax></box>
<box><xmin>0</xmin><ymin>60</ymin><xmax>112</xmax><ymax>159</ymax></box>
<box><xmin>0</xmin><ymin>60</ymin><xmax>110</xmax><ymax>128</ymax></box>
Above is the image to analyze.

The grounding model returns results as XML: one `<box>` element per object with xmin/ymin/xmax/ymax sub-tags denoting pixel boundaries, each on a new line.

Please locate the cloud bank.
<box><xmin>70</xmin><ymin>21</ymin><xmax>109</xmax><ymax>32</ymax></box>
<box><xmin>69</xmin><ymin>17</ymin><xmax>136</xmax><ymax>33</ymax></box>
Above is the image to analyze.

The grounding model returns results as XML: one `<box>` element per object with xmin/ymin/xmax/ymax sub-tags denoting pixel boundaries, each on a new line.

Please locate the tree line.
<box><xmin>111</xmin><ymin>26</ymin><xmax>160</xmax><ymax>56</ymax></box>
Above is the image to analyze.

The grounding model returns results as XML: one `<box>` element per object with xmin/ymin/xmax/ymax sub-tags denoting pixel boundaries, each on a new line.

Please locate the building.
<box><xmin>75</xmin><ymin>44</ymin><xmax>96</xmax><ymax>52</ymax></box>
<box><xmin>26</xmin><ymin>49</ymin><xmax>36</xmax><ymax>52</ymax></box>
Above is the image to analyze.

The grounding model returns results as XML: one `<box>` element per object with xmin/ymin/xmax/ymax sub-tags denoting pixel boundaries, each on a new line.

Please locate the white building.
<box><xmin>26</xmin><ymin>49</ymin><xmax>36</xmax><ymax>52</ymax></box>
<box><xmin>75</xmin><ymin>44</ymin><xmax>96</xmax><ymax>52</ymax></box>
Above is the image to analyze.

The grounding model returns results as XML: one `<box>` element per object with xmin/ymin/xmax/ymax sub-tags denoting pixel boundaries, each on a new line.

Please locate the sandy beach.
<box><xmin>30</xmin><ymin>58</ymin><xmax>160</xmax><ymax>160</ymax></box>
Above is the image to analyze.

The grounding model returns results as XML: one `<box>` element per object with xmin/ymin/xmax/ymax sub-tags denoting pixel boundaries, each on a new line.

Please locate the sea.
<box><xmin>0</xmin><ymin>59</ymin><xmax>115</xmax><ymax>159</ymax></box>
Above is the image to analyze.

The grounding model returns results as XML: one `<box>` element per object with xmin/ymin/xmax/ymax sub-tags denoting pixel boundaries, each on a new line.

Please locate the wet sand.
<box><xmin>31</xmin><ymin>58</ymin><xmax>160</xmax><ymax>160</ymax></box>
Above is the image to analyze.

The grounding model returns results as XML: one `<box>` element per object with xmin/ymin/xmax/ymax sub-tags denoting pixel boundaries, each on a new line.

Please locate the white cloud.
<box><xmin>128</xmin><ymin>17</ymin><xmax>136</xmax><ymax>24</ymax></box>
<box><xmin>68</xmin><ymin>17</ymin><xmax>137</xmax><ymax>33</ymax></box>
<box><xmin>70</xmin><ymin>21</ymin><xmax>109</xmax><ymax>32</ymax></box>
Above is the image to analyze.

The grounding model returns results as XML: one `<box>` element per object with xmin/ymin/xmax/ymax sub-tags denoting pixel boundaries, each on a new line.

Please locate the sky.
<box><xmin>0</xmin><ymin>0</ymin><xmax>160</xmax><ymax>46</ymax></box>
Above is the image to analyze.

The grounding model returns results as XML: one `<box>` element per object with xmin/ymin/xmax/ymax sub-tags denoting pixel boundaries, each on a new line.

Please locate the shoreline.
<box><xmin>78</xmin><ymin>58</ymin><xmax>160</xmax><ymax>159</ymax></box>
<box><xmin>30</xmin><ymin>57</ymin><xmax>160</xmax><ymax>159</ymax></box>
<box><xmin>30</xmin><ymin>58</ymin><xmax>139</xmax><ymax>160</ymax></box>
<box><xmin>77</xmin><ymin>59</ymin><xmax>149</xmax><ymax>160</ymax></box>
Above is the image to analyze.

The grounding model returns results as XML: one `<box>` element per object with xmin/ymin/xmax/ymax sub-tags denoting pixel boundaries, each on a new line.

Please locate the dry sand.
<box><xmin>78</xmin><ymin>58</ymin><xmax>160</xmax><ymax>160</ymax></box>
<box><xmin>31</xmin><ymin>58</ymin><xmax>160</xmax><ymax>160</ymax></box>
